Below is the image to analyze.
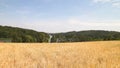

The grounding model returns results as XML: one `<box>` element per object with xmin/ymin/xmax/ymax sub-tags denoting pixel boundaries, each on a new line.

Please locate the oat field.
<box><xmin>0</xmin><ymin>41</ymin><xmax>120</xmax><ymax>68</ymax></box>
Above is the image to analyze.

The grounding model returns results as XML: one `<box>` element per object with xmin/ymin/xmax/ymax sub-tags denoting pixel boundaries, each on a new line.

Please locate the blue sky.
<box><xmin>0</xmin><ymin>0</ymin><xmax>120</xmax><ymax>33</ymax></box>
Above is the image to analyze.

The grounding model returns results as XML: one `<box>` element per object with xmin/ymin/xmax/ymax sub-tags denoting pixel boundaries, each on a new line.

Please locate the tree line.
<box><xmin>51</xmin><ymin>30</ymin><xmax>120</xmax><ymax>42</ymax></box>
<box><xmin>0</xmin><ymin>25</ymin><xmax>120</xmax><ymax>43</ymax></box>
<box><xmin>0</xmin><ymin>25</ymin><xmax>49</xmax><ymax>42</ymax></box>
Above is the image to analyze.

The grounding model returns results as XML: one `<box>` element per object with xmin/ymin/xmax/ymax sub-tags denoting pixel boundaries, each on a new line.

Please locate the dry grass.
<box><xmin>0</xmin><ymin>41</ymin><xmax>120</xmax><ymax>68</ymax></box>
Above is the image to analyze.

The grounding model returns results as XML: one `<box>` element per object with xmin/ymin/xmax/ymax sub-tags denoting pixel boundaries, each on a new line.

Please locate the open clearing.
<box><xmin>0</xmin><ymin>41</ymin><xmax>120</xmax><ymax>68</ymax></box>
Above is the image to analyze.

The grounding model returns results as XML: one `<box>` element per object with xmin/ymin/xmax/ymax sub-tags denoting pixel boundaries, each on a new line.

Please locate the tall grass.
<box><xmin>0</xmin><ymin>41</ymin><xmax>120</xmax><ymax>68</ymax></box>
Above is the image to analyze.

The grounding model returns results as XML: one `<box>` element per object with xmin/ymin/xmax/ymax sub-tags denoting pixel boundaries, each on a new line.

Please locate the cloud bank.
<box><xmin>92</xmin><ymin>0</ymin><xmax>120</xmax><ymax>8</ymax></box>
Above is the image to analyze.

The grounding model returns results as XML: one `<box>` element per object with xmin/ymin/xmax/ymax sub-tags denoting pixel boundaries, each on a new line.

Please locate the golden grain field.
<box><xmin>0</xmin><ymin>41</ymin><xmax>120</xmax><ymax>68</ymax></box>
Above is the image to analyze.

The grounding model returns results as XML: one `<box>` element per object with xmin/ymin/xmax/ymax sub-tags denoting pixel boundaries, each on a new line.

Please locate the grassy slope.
<box><xmin>0</xmin><ymin>41</ymin><xmax>120</xmax><ymax>68</ymax></box>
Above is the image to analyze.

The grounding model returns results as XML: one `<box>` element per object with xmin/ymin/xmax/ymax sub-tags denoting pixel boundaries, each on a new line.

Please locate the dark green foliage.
<box><xmin>0</xmin><ymin>25</ymin><xmax>120</xmax><ymax>43</ymax></box>
<box><xmin>0</xmin><ymin>25</ymin><xmax>49</xmax><ymax>43</ymax></box>
<box><xmin>0</xmin><ymin>38</ymin><xmax>12</xmax><ymax>42</ymax></box>
<box><xmin>51</xmin><ymin>30</ymin><xmax>120</xmax><ymax>42</ymax></box>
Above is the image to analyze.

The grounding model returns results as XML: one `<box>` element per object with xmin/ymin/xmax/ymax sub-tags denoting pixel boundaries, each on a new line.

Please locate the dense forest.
<box><xmin>0</xmin><ymin>25</ymin><xmax>120</xmax><ymax>43</ymax></box>
<box><xmin>0</xmin><ymin>26</ymin><xmax>49</xmax><ymax>42</ymax></box>
<box><xmin>51</xmin><ymin>30</ymin><xmax>120</xmax><ymax>42</ymax></box>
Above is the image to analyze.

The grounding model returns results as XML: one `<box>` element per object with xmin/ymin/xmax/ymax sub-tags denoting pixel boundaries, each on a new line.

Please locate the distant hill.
<box><xmin>0</xmin><ymin>25</ymin><xmax>120</xmax><ymax>43</ymax></box>
<box><xmin>51</xmin><ymin>30</ymin><xmax>120</xmax><ymax>42</ymax></box>
<box><xmin>0</xmin><ymin>25</ymin><xmax>49</xmax><ymax>42</ymax></box>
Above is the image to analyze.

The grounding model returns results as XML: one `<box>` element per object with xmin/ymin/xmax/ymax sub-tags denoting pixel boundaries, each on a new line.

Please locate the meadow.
<box><xmin>0</xmin><ymin>41</ymin><xmax>120</xmax><ymax>68</ymax></box>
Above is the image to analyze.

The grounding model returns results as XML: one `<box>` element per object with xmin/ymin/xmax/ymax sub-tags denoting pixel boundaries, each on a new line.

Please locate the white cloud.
<box><xmin>92</xmin><ymin>0</ymin><xmax>120</xmax><ymax>8</ymax></box>
<box><xmin>112</xmin><ymin>2</ymin><xmax>120</xmax><ymax>7</ymax></box>
<box><xmin>93</xmin><ymin>0</ymin><xmax>112</xmax><ymax>3</ymax></box>
<box><xmin>67</xmin><ymin>18</ymin><xmax>120</xmax><ymax>26</ymax></box>
<box><xmin>1</xmin><ymin>16</ymin><xmax>120</xmax><ymax>32</ymax></box>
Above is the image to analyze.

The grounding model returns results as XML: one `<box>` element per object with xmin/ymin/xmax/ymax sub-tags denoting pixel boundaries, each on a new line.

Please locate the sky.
<box><xmin>0</xmin><ymin>0</ymin><xmax>120</xmax><ymax>33</ymax></box>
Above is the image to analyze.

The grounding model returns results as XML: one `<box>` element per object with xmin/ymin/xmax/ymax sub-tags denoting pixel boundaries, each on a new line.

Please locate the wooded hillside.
<box><xmin>0</xmin><ymin>26</ymin><xmax>49</xmax><ymax>42</ymax></box>
<box><xmin>0</xmin><ymin>25</ymin><xmax>120</xmax><ymax>43</ymax></box>
<box><xmin>51</xmin><ymin>30</ymin><xmax>120</xmax><ymax>42</ymax></box>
